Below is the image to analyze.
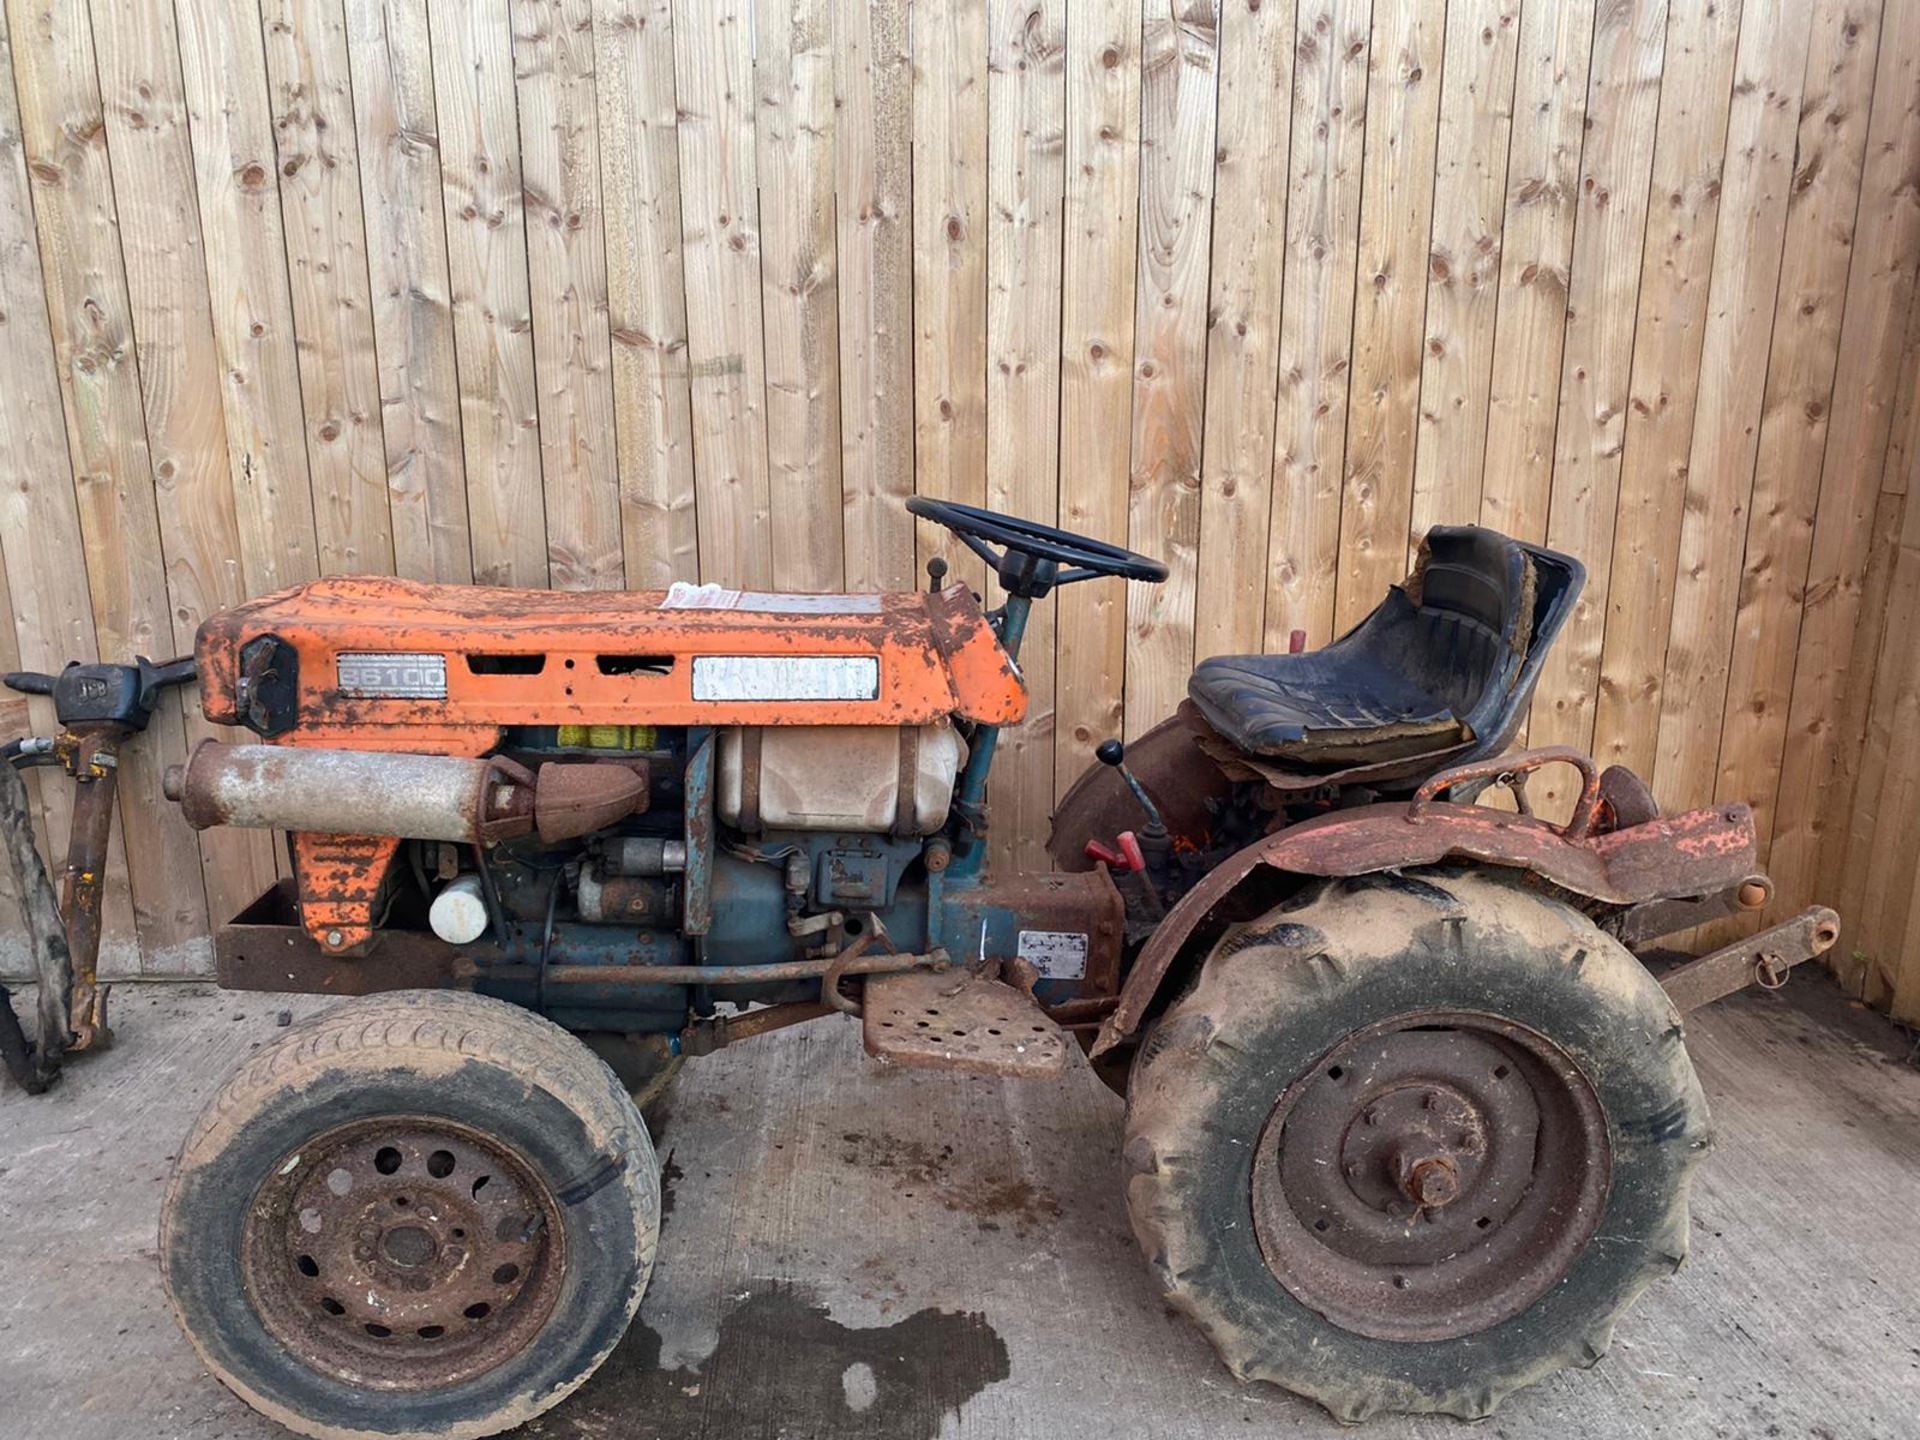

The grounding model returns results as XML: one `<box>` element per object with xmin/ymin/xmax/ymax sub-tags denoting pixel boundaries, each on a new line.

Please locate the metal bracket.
<box><xmin>1659</xmin><ymin>906</ymin><xmax>1840</xmax><ymax>1015</ymax></box>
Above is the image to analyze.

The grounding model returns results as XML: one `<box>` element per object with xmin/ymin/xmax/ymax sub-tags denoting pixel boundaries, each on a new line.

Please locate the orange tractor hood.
<box><xmin>196</xmin><ymin>576</ymin><xmax>1027</xmax><ymax>742</ymax></box>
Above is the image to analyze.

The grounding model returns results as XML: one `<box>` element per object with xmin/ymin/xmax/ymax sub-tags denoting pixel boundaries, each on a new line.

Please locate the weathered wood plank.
<box><xmin>1335</xmin><ymin>0</ymin><xmax>1443</xmax><ymax>632</ymax></box>
<box><xmin>1053</xmin><ymin>0</ymin><xmax>1140</xmax><ymax>793</ymax></box>
<box><xmin>1124</xmin><ymin>0</ymin><xmax>1220</xmax><ymax>736</ymax></box>
<box><xmin>0</xmin><ymin>2</ymin><xmax>114</xmax><ymax>947</ymax></box>
<box><xmin>1264</xmin><ymin>0</ymin><xmax>1371</xmax><ymax>652</ymax></box>
<box><xmin>757</xmin><ymin>0</ymin><xmax>844</xmax><ymax>591</ymax></box>
<box><xmin>92</xmin><ymin>0</ymin><xmax>281</xmax><ymax>938</ymax></box>
<box><xmin>1525</xmin><ymin>0</ymin><xmax>1666</xmax><ymax>820</ymax></box>
<box><xmin>1407</xmin><ymin>0</ymin><xmax>1520</xmax><ymax>553</ymax></box>
<box><xmin>428</xmin><ymin>0</ymin><xmax>548</xmax><ymax>586</ymax></box>
<box><xmin>1774</xmin><ymin>11</ymin><xmax>1920</xmax><ymax>919</ymax></box>
<box><xmin>834</xmin><ymin>0</ymin><xmax>913</xmax><ymax>593</ymax></box>
<box><xmin>672</xmin><ymin>0</ymin><xmax>772</xmax><ymax>587</ymax></box>
<box><xmin>1712</xmin><ymin>0</ymin><xmax>1883</xmax><ymax>853</ymax></box>
<box><xmin>1477</xmin><ymin>0</ymin><xmax>1594</xmax><ymax>546</ymax></box>
<box><xmin>513</xmin><ymin>0</ymin><xmax>624</xmax><ymax>590</ymax></box>
<box><xmin>911</xmin><ymin>0</ymin><xmax>990</xmax><ymax>595</ymax></box>
<box><xmin>984</xmin><ymin>0</ymin><xmax>1065</xmax><ymax>870</ymax></box>
<box><xmin>7</xmin><ymin>0</ymin><xmax>187</xmax><ymax>966</ymax></box>
<box><xmin>1590</xmin><ymin>0</ymin><xmax>1742</xmax><ymax>778</ymax></box>
<box><xmin>592</xmin><ymin>0</ymin><xmax>697</xmax><ymax>588</ymax></box>
<box><xmin>1192</xmin><ymin>0</ymin><xmax>1294</xmax><ymax>661</ymax></box>
<box><xmin>264</xmin><ymin>0</ymin><xmax>398</xmax><ymax>580</ymax></box>
<box><xmin>175</xmin><ymin>0</ymin><xmax>326</xmax><ymax>593</ymax></box>
<box><xmin>344</xmin><ymin>0</ymin><xmax>473</xmax><ymax>584</ymax></box>
<box><xmin>1848</xmin><ymin>489</ymin><xmax>1918</xmax><ymax>1009</ymax></box>
<box><xmin>1650</xmin><ymin>0</ymin><xmax>1818</xmax><ymax>812</ymax></box>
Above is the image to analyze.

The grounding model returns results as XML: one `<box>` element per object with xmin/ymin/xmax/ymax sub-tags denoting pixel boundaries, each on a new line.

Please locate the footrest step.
<box><xmin>862</xmin><ymin>970</ymin><xmax>1070</xmax><ymax>1078</ymax></box>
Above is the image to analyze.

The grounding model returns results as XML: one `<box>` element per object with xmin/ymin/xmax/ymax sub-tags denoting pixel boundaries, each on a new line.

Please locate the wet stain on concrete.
<box><xmin>515</xmin><ymin>1281</ymin><xmax>1011</xmax><ymax>1440</ymax></box>
<box><xmin>657</xmin><ymin>1150</ymin><xmax>683</xmax><ymax>1227</ymax></box>
<box><xmin>838</xmin><ymin>1129</ymin><xmax>1063</xmax><ymax>1237</ymax></box>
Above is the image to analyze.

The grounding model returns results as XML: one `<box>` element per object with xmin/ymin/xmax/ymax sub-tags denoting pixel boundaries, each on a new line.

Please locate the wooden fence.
<box><xmin>0</xmin><ymin>0</ymin><xmax>1916</xmax><ymax>998</ymax></box>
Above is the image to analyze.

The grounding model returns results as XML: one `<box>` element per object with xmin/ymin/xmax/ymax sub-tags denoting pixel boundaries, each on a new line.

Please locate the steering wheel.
<box><xmin>906</xmin><ymin>497</ymin><xmax>1168</xmax><ymax>598</ymax></box>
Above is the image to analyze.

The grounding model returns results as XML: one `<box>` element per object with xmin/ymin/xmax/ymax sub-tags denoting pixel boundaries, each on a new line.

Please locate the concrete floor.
<box><xmin>2</xmin><ymin>973</ymin><xmax>1918</xmax><ymax>1439</ymax></box>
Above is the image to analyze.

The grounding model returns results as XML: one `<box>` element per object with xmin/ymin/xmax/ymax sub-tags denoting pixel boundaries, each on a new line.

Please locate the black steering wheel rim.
<box><xmin>905</xmin><ymin>497</ymin><xmax>1168</xmax><ymax>589</ymax></box>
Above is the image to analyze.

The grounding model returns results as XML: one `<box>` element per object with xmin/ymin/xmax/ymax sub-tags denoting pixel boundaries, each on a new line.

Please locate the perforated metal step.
<box><xmin>861</xmin><ymin>970</ymin><xmax>1071</xmax><ymax>1079</ymax></box>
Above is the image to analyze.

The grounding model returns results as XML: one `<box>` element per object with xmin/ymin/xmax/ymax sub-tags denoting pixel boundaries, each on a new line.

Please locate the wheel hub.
<box><xmin>241</xmin><ymin>1118</ymin><xmax>566</xmax><ymax>1390</ymax></box>
<box><xmin>1250</xmin><ymin>1012</ymin><xmax>1610</xmax><ymax>1342</ymax></box>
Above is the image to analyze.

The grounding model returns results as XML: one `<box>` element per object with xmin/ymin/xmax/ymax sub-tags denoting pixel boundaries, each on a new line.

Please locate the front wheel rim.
<box><xmin>1250</xmin><ymin>1010</ymin><xmax>1611</xmax><ymax>1343</ymax></box>
<box><xmin>240</xmin><ymin>1116</ymin><xmax>568</xmax><ymax>1391</ymax></box>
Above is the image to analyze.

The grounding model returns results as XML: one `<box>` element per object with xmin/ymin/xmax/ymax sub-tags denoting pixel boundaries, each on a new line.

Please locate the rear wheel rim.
<box><xmin>240</xmin><ymin>1117</ymin><xmax>567</xmax><ymax>1391</ymax></box>
<box><xmin>1250</xmin><ymin>1010</ymin><xmax>1610</xmax><ymax>1342</ymax></box>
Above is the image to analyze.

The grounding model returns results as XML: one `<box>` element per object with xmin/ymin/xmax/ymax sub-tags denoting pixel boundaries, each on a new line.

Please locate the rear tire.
<box><xmin>161</xmin><ymin>990</ymin><xmax>660</xmax><ymax>1440</ymax></box>
<box><xmin>1124</xmin><ymin>869</ymin><xmax>1710</xmax><ymax>1421</ymax></box>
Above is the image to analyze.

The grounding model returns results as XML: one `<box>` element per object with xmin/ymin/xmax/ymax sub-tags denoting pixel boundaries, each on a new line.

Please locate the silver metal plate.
<box><xmin>1017</xmin><ymin>929</ymin><xmax>1088</xmax><ymax>980</ymax></box>
<box><xmin>336</xmin><ymin>652</ymin><xmax>448</xmax><ymax>699</ymax></box>
<box><xmin>691</xmin><ymin>654</ymin><xmax>880</xmax><ymax>702</ymax></box>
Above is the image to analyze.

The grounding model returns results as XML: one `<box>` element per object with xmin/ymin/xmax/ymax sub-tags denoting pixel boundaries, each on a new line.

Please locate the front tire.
<box><xmin>1124</xmin><ymin>869</ymin><xmax>1710</xmax><ymax>1421</ymax></box>
<box><xmin>161</xmin><ymin>990</ymin><xmax>660</xmax><ymax>1440</ymax></box>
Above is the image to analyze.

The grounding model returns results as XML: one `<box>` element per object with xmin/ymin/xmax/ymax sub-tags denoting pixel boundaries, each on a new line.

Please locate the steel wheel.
<box><xmin>1124</xmin><ymin>871</ymin><xmax>1710</xmax><ymax>1421</ymax></box>
<box><xmin>1250</xmin><ymin>1011</ymin><xmax>1610</xmax><ymax>1342</ymax></box>
<box><xmin>162</xmin><ymin>991</ymin><xmax>659</xmax><ymax>1440</ymax></box>
<box><xmin>243</xmin><ymin>1118</ymin><xmax>567</xmax><ymax>1391</ymax></box>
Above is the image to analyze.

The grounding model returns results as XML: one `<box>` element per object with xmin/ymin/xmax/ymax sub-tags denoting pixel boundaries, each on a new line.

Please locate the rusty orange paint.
<box><xmin>291</xmin><ymin>833</ymin><xmax>404</xmax><ymax>952</ymax></box>
<box><xmin>197</xmin><ymin>578</ymin><xmax>1028</xmax><ymax>737</ymax></box>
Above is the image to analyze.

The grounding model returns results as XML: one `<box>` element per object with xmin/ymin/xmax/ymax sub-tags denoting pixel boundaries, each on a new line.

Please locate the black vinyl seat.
<box><xmin>1188</xmin><ymin>527</ymin><xmax>1585</xmax><ymax>778</ymax></box>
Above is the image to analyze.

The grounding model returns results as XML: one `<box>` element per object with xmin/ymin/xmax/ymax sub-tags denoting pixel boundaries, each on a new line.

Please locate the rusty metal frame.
<box><xmin>1658</xmin><ymin>906</ymin><xmax>1839</xmax><ymax>1014</ymax></box>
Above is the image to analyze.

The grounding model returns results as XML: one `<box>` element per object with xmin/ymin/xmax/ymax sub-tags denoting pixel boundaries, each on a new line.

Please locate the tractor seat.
<box><xmin>1188</xmin><ymin>527</ymin><xmax>1584</xmax><ymax>773</ymax></box>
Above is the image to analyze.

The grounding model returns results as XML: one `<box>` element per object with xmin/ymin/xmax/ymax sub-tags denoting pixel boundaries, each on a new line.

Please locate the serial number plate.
<box><xmin>1017</xmin><ymin>929</ymin><xmax>1088</xmax><ymax>980</ymax></box>
<box><xmin>336</xmin><ymin>652</ymin><xmax>448</xmax><ymax>699</ymax></box>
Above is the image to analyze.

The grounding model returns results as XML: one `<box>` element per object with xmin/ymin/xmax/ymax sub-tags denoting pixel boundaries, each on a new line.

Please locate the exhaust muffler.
<box><xmin>163</xmin><ymin>742</ymin><xmax>645</xmax><ymax>844</ymax></box>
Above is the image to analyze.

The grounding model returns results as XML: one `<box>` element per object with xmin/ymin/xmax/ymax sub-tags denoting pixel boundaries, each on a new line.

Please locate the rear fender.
<box><xmin>1091</xmin><ymin>752</ymin><xmax>1761</xmax><ymax>1056</ymax></box>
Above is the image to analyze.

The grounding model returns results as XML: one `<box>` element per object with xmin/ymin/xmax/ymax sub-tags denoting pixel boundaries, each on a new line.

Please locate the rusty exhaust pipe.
<box><xmin>163</xmin><ymin>741</ymin><xmax>645</xmax><ymax>844</ymax></box>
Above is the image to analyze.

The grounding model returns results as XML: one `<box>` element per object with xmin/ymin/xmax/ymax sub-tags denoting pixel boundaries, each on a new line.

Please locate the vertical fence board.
<box><xmin>1591</xmin><ymin>0</ymin><xmax>1741</xmax><ymax>778</ymax></box>
<box><xmin>7</xmin><ymin>0</ymin><xmax>183</xmax><ymax>964</ymax></box>
<box><xmin>92</xmin><ymin>0</ymin><xmax>280</xmax><ymax>936</ymax></box>
<box><xmin>1264</xmin><ymin>0</ymin><xmax>1371</xmax><ymax>651</ymax></box>
<box><xmin>0</xmin><ymin>1</ymin><xmax>129</xmax><ymax>962</ymax></box>
<box><xmin>1335</xmin><ymin>0</ymin><xmax>1442</xmax><ymax>632</ymax></box>
<box><xmin>513</xmin><ymin>0</ymin><xmax>624</xmax><ymax>589</ymax></box>
<box><xmin>984</xmin><ymin>0</ymin><xmax>1065</xmax><ymax>870</ymax></box>
<box><xmin>911</xmin><ymin>0</ymin><xmax>989</xmax><ymax>594</ymax></box>
<box><xmin>1524</xmin><ymin>0</ymin><xmax>1665</xmax><ymax>819</ymax></box>
<box><xmin>757</xmin><ymin>0</ymin><xmax>844</xmax><ymax>591</ymax></box>
<box><xmin>1477</xmin><ymin>0</ymin><xmax>1593</xmax><ymax>546</ymax></box>
<box><xmin>834</xmin><ymin>0</ymin><xmax>914</xmax><ymax>592</ymax></box>
<box><xmin>345</xmin><ymin>0</ymin><xmax>473</xmax><ymax>585</ymax></box>
<box><xmin>593</xmin><ymin>0</ymin><xmax>697</xmax><ymax>588</ymax></box>
<box><xmin>265</xmin><ymin>0</ymin><xmax>397</xmax><ymax>580</ymax></box>
<box><xmin>177</xmin><ymin>0</ymin><xmax>326</xmax><ymax>593</ymax></box>
<box><xmin>429</xmin><ymin>0</ymin><xmax>548</xmax><ymax>586</ymax></box>
<box><xmin>1710</xmin><ymin>0</ymin><xmax>1883</xmax><ymax>862</ymax></box>
<box><xmin>1407</xmin><ymin>0</ymin><xmax>1519</xmax><ymax>553</ymax></box>
<box><xmin>673</xmin><ymin>0</ymin><xmax>773</xmax><ymax>587</ymax></box>
<box><xmin>1650</xmin><ymin>0</ymin><xmax>1816</xmax><ymax>811</ymax></box>
<box><xmin>1123</xmin><ymin>0</ymin><xmax>1220</xmax><ymax>735</ymax></box>
<box><xmin>1053</xmin><ymin>0</ymin><xmax>1140</xmax><ymax>790</ymax></box>
<box><xmin>1193</xmin><ymin>0</ymin><xmax>1295</xmax><ymax>661</ymax></box>
<box><xmin>1774</xmin><ymin>13</ymin><xmax>1920</xmax><ymax>928</ymax></box>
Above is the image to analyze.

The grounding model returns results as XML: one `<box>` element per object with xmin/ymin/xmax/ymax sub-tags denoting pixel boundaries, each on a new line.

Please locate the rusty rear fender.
<box><xmin>1091</xmin><ymin>797</ymin><xmax>1762</xmax><ymax>1056</ymax></box>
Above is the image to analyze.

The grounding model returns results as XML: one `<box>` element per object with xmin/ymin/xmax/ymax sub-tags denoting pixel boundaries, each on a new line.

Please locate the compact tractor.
<box><xmin>0</xmin><ymin>499</ymin><xmax>1838</xmax><ymax>1436</ymax></box>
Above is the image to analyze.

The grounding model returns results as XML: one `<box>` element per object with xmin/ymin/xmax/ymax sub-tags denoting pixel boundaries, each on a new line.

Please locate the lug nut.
<box><xmin>1404</xmin><ymin>1155</ymin><xmax>1461</xmax><ymax>1209</ymax></box>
